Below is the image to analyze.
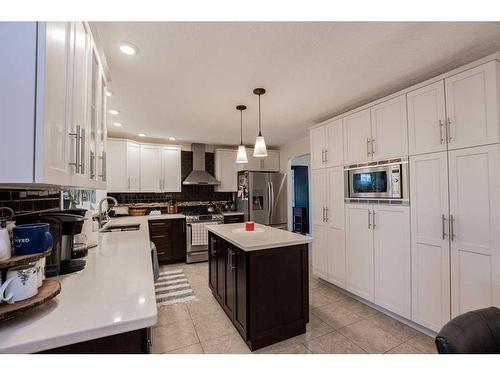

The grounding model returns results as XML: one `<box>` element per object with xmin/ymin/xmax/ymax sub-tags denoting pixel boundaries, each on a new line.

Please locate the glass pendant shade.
<box><xmin>236</xmin><ymin>144</ymin><xmax>248</xmax><ymax>163</ymax></box>
<box><xmin>253</xmin><ymin>135</ymin><xmax>268</xmax><ymax>157</ymax></box>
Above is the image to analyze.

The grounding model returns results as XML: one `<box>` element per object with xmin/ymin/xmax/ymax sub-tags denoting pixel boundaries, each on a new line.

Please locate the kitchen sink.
<box><xmin>100</xmin><ymin>223</ymin><xmax>141</xmax><ymax>232</ymax></box>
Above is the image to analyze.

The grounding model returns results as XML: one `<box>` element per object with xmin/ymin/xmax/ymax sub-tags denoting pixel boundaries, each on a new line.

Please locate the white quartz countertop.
<box><xmin>0</xmin><ymin>216</ymin><xmax>157</xmax><ymax>354</ymax></box>
<box><xmin>208</xmin><ymin>223</ymin><xmax>313</xmax><ymax>251</ymax></box>
<box><xmin>222</xmin><ymin>212</ymin><xmax>244</xmax><ymax>216</ymax></box>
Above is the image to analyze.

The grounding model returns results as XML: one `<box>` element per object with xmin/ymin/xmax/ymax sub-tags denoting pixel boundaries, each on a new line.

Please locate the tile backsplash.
<box><xmin>108</xmin><ymin>151</ymin><xmax>233</xmax><ymax>204</ymax></box>
<box><xmin>0</xmin><ymin>189</ymin><xmax>61</xmax><ymax>218</ymax></box>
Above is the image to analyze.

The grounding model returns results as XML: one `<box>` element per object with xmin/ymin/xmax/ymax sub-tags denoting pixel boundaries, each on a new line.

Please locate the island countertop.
<box><xmin>207</xmin><ymin>223</ymin><xmax>312</xmax><ymax>251</ymax></box>
<box><xmin>0</xmin><ymin>216</ymin><xmax>157</xmax><ymax>354</ymax></box>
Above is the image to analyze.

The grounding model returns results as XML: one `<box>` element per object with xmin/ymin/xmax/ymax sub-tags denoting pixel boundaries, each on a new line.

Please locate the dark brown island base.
<box><xmin>208</xmin><ymin>223</ymin><xmax>313</xmax><ymax>351</ymax></box>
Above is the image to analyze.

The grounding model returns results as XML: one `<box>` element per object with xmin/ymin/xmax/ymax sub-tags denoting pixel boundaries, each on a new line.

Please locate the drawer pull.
<box><xmin>152</xmin><ymin>235</ymin><xmax>166</xmax><ymax>238</ymax></box>
<box><xmin>157</xmin><ymin>251</ymin><xmax>166</xmax><ymax>255</ymax></box>
<box><xmin>150</xmin><ymin>222</ymin><xmax>167</xmax><ymax>226</ymax></box>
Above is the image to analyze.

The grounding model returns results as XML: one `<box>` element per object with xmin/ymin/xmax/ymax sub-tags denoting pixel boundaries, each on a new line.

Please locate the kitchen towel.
<box><xmin>190</xmin><ymin>222</ymin><xmax>219</xmax><ymax>246</ymax></box>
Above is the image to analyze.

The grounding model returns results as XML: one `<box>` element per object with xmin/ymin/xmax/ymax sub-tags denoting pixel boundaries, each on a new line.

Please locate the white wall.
<box><xmin>279</xmin><ymin>134</ymin><xmax>310</xmax><ymax>231</ymax></box>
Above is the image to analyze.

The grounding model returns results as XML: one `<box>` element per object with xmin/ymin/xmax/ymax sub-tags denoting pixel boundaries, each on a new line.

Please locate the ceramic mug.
<box><xmin>13</xmin><ymin>223</ymin><xmax>53</xmax><ymax>255</ymax></box>
<box><xmin>0</xmin><ymin>228</ymin><xmax>11</xmax><ymax>261</ymax></box>
<box><xmin>1</xmin><ymin>264</ymin><xmax>39</xmax><ymax>304</ymax></box>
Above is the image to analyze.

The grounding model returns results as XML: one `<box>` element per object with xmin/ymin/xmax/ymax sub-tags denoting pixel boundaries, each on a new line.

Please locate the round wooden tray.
<box><xmin>0</xmin><ymin>279</ymin><xmax>61</xmax><ymax>321</ymax></box>
<box><xmin>0</xmin><ymin>250</ymin><xmax>52</xmax><ymax>269</ymax></box>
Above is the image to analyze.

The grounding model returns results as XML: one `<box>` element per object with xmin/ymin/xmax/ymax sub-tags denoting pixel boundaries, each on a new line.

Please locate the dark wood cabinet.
<box><xmin>148</xmin><ymin>218</ymin><xmax>186</xmax><ymax>264</ymax></box>
<box><xmin>223</xmin><ymin>214</ymin><xmax>245</xmax><ymax>224</ymax></box>
<box><xmin>208</xmin><ymin>232</ymin><xmax>308</xmax><ymax>351</ymax></box>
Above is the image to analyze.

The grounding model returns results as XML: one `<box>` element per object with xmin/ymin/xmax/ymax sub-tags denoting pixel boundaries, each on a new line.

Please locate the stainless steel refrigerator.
<box><xmin>236</xmin><ymin>171</ymin><xmax>287</xmax><ymax>229</ymax></box>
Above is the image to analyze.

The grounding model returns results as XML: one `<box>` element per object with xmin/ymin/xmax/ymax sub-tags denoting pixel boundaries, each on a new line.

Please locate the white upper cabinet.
<box><xmin>107</xmin><ymin>139</ymin><xmax>141</xmax><ymax>192</ymax></box>
<box><xmin>373</xmin><ymin>205</ymin><xmax>411</xmax><ymax>319</ymax></box>
<box><xmin>343</xmin><ymin>109</ymin><xmax>371</xmax><ymax>165</ymax></box>
<box><xmin>310</xmin><ymin>126</ymin><xmax>326</xmax><ymax>170</ymax></box>
<box><xmin>126</xmin><ymin>141</ymin><xmax>141</xmax><ymax>191</ymax></box>
<box><xmin>407</xmin><ymin>81</ymin><xmax>447</xmax><ymax>155</ymax></box>
<box><xmin>215</xmin><ymin>149</ymin><xmax>238</xmax><ymax>192</ymax></box>
<box><xmin>140</xmin><ymin>144</ymin><xmax>162</xmax><ymax>192</ymax></box>
<box><xmin>237</xmin><ymin>149</ymin><xmax>280</xmax><ymax>172</ymax></box>
<box><xmin>445</xmin><ymin>61</ymin><xmax>500</xmax><ymax>150</ymax></box>
<box><xmin>370</xmin><ymin>95</ymin><xmax>408</xmax><ymax>161</ymax></box>
<box><xmin>310</xmin><ymin>118</ymin><xmax>343</xmax><ymax>169</ymax></box>
<box><xmin>325</xmin><ymin>119</ymin><xmax>344</xmax><ymax>168</ymax></box>
<box><xmin>448</xmin><ymin>144</ymin><xmax>500</xmax><ymax>317</ymax></box>
<box><xmin>410</xmin><ymin>152</ymin><xmax>451</xmax><ymax>332</ymax></box>
<box><xmin>107</xmin><ymin>139</ymin><xmax>128</xmax><ymax>192</ymax></box>
<box><xmin>0</xmin><ymin>22</ymin><xmax>106</xmax><ymax>188</ymax></box>
<box><xmin>36</xmin><ymin>22</ymin><xmax>73</xmax><ymax>186</ymax></box>
<box><xmin>161</xmin><ymin>146</ymin><xmax>182</xmax><ymax>192</ymax></box>
<box><xmin>345</xmin><ymin>204</ymin><xmax>374</xmax><ymax>302</ymax></box>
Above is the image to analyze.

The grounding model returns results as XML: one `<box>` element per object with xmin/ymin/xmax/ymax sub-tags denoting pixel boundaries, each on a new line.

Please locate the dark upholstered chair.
<box><xmin>435</xmin><ymin>307</ymin><xmax>500</xmax><ymax>353</ymax></box>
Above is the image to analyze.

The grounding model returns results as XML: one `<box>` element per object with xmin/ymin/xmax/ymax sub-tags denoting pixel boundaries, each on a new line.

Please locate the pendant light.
<box><xmin>253</xmin><ymin>88</ymin><xmax>268</xmax><ymax>157</ymax></box>
<box><xmin>235</xmin><ymin>105</ymin><xmax>248</xmax><ymax>163</ymax></box>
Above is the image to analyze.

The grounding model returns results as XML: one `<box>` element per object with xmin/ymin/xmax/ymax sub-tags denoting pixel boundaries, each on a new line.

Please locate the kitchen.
<box><xmin>1</xmin><ymin>7</ymin><xmax>500</xmax><ymax>366</ymax></box>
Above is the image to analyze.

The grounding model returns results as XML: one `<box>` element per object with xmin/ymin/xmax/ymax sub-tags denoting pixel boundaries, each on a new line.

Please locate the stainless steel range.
<box><xmin>185</xmin><ymin>211</ymin><xmax>224</xmax><ymax>263</ymax></box>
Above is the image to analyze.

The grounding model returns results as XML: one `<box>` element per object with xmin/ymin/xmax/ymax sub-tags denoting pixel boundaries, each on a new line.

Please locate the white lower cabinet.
<box><xmin>448</xmin><ymin>144</ymin><xmax>500</xmax><ymax>317</ymax></box>
<box><xmin>346</xmin><ymin>203</ymin><xmax>411</xmax><ymax>310</ymax></box>
<box><xmin>346</xmin><ymin>204</ymin><xmax>374</xmax><ymax>302</ymax></box>
<box><xmin>410</xmin><ymin>152</ymin><xmax>451</xmax><ymax>332</ymax></box>
<box><xmin>373</xmin><ymin>205</ymin><xmax>411</xmax><ymax>318</ymax></box>
<box><xmin>312</xmin><ymin>225</ymin><xmax>329</xmax><ymax>280</ymax></box>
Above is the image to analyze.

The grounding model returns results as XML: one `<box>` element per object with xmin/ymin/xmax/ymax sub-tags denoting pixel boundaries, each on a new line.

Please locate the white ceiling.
<box><xmin>95</xmin><ymin>22</ymin><xmax>500</xmax><ymax>147</ymax></box>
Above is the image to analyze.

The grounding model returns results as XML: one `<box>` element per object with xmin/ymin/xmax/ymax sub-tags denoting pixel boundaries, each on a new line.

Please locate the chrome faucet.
<box><xmin>98</xmin><ymin>196</ymin><xmax>118</xmax><ymax>229</ymax></box>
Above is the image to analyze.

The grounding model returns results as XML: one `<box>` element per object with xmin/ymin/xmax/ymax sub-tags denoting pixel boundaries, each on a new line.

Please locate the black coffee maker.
<box><xmin>16</xmin><ymin>212</ymin><xmax>85</xmax><ymax>277</ymax></box>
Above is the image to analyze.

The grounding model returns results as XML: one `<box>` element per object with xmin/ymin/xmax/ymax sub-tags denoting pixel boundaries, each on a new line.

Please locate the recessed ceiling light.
<box><xmin>106</xmin><ymin>90</ymin><xmax>113</xmax><ymax>97</ymax></box>
<box><xmin>108</xmin><ymin>109</ymin><xmax>120</xmax><ymax>115</ymax></box>
<box><xmin>119</xmin><ymin>42</ymin><xmax>138</xmax><ymax>55</ymax></box>
<box><xmin>113</xmin><ymin>122</ymin><xmax>123</xmax><ymax>127</ymax></box>
<box><xmin>138</xmin><ymin>133</ymin><xmax>146</xmax><ymax>137</ymax></box>
<box><xmin>168</xmin><ymin>137</ymin><xmax>176</xmax><ymax>141</ymax></box>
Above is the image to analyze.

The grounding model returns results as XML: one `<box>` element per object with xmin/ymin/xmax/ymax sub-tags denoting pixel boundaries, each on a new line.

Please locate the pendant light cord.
<box><xmin>240</xmin><ymin>109</ymin><xmax>243</xmax><ymax>145</ymax></box>
<box><xmin>258</xmin><ymin>94</ymin><xmax>262</xmax><ymax>136</ymax></box>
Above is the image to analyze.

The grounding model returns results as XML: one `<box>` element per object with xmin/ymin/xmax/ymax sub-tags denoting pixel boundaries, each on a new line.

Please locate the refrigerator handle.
<box><xmin>270</xmin><ymin>181</ymin><xmax>275</xmax><ymax>218</ymax></box>
<box><xmin>267</xmin><ymin>181</ymin><xmax>272</xmax><ymax>218</ymax></box>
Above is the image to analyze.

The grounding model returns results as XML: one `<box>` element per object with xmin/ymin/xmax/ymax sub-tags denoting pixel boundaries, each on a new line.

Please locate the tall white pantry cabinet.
<box><xmin>311</xmin><ymin>56</ymin><xmax>500</xmax><ymax>333</ymax></box>
<box><xmin>0</xmin><ymin>22</ymin><xmax>108</xmax><ymax>189</ymax></box>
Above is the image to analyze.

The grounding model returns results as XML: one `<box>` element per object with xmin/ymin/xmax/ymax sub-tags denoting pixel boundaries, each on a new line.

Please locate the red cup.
<box><xmin>245</xmin><ymin>221</ymin><xmax>255</xmax><ymax>231</ymax></box>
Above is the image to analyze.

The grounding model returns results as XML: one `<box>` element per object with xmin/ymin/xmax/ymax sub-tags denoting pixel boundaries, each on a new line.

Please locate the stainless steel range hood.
<box><xmin>183</xmin><ymin>143</ymin><xmax>221</xmax><ymax>185</ymax></box>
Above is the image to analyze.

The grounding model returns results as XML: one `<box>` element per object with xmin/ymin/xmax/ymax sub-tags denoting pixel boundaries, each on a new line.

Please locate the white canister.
<box><xmin>2</xmin><ymin>264</ymin><xmax>39</xmax><ymax>304</ymax></box>
<box><xmin>0</xmin><ymin>228</ymin><xmax>11</xmax><ymax>261</ymax></box>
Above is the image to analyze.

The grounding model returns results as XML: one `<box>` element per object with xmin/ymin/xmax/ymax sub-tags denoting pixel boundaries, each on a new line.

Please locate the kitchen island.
<box><xmin>207</xmin><ymin>223</ymin><xmax>313</xmax><ymax>351</ymax></box>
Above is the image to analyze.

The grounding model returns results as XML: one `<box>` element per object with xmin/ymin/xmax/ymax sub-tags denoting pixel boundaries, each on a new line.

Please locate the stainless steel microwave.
<box><xmin>345</xmin><ymin>158</ymin><xmax>409</xmax><ymax>201</ymax></box>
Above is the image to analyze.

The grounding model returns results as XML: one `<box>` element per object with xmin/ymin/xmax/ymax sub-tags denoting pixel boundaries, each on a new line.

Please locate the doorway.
<box><xmin>290</xmin><ymin>154</ymin><xmax>310</xmax><ymax>234</ymax></box>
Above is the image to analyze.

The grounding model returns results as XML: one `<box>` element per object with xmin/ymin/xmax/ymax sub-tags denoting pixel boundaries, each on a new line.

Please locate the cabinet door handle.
<box><xmin>441</xmin><ymin>214</ymin><xmax>447</xmax><ymax>239</ymax></box>
<box><xmin>324</xmin><ymin>149</ymin><xmax>328</xmax><ymax>163</ymax></box>
<box><xmin>450</xmin><ymin>214</ymin><xmax>456</xmax><ymax>241</ymax></box>
<box><xmin>128</xmin><ymin>177</ymin><xmax>131</xmax><ymax>190</ymax></box>
<box><xmin>102</xmin><ymin>151</ymin><xmax>106</xmax><ymax>182</ymax></box>
<box><xmin>90</xmin><ymin>151</ymin><xmax>95</xmax><ymax>179</ymax></box>
<box><xmin>446</xmin><ymin>117</ymin><xmax>452</xmax><ymax>143</ymax></box>
<box><xmin>366</xmin><ymin>138</ymin><xmax>371</xmax><ymax>157</ymax></box>
<box><xmin>322</xmin><ymin>206</ymin><xmax>325</xmax><ymax>222</ymax></box>
<box><xmin>372</xmin><ymin>210</ymin><xmax>376</xmax><ymax>229</ymax></box>
<box><xmin>439</xmin><ymin>119</ymin><xmax>445</xmax><ymax>144</ymax></box>
<box><xmin>80</xmin><ymin>127</ymin><xmax>86</xmax><ymax>174</ymax></box>
<box><xmin>370</xmin><ymin>137</ymin><xmax>375</xmax><ymax>156</ymax></box>
<box><xmin>324</xmin><ymin>207</ymin><xmax>329</xmax><ymax>223</ymax></box>
<box><xmin>368</xmin><ymin>210</ymin><xmax>371</xmax><ymax>229</ymax></box>
<box><xmin>68</xmin><ymin>125</ymin><xmax>81</xmax><ymax>173</ymax></box>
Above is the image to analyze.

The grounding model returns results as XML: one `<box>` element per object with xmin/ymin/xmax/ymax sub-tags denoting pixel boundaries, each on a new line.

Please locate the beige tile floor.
<box><xmin>152</xmin><ymin>262</ymin><xmax>438</xmax><ymax>354</ymax></box>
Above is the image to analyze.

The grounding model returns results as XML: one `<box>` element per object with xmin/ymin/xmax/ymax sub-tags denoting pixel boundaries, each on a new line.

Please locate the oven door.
<box><xmin>349</xmin><ymin>165</ymin><xmax>395</xmax><ymax>199</ymax></box>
